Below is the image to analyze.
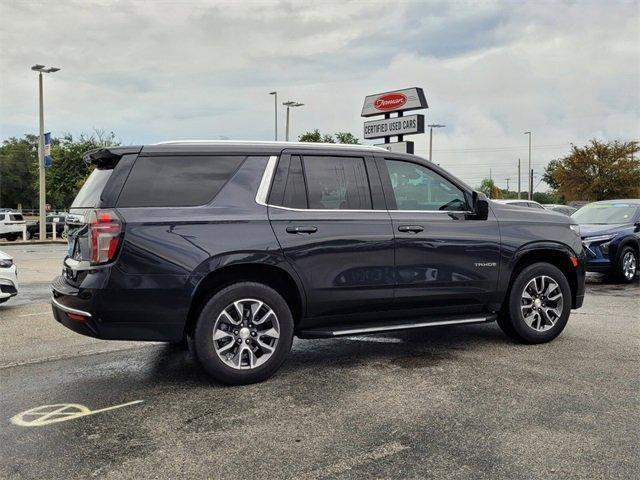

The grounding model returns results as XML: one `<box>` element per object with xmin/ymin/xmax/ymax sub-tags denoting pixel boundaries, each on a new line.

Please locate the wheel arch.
<box><xmin>184</xmin><ymin>260</ymin><xmax>306</xmax><ymax>338</ymax></box>
<box><xmin>502</xmin><ymin>242</ymin><xmax>583</xmax><ymax>309</ymax></box>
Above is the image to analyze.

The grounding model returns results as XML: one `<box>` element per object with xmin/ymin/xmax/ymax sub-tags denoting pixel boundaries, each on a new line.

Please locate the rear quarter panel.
<box><xmin>92</xmin><ymin>155</ymin><xmax>285</xmax><ymax>338</ymax></box>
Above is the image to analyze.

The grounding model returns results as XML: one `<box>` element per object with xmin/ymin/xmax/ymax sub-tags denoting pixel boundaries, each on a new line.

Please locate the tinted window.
<box><xmin>9</xmin><ymin>214</ymin><xmax>23</xmax><ymax>221</ymax></box>
<box><xmin>282</xmin><ymin>156</ymin><xmax>307</xmax><ymax>209</ymax></box>
<box><xmin>303</xmin><ymin>156</ymin><xmax>372</xmax><ymax>210</ymax></box>
<box><xmin>72</xmin><ymin>168</ymin><xmax>113</xmax><ymax>208</ymax></box>
<box><xmin>528</xmin><ymin>202</ymin><xmax>545</xmax><ymax>209</ymax></box>
<box><xmin>118</xmin><ymin>156</ymin><xmax>245</xmax><ymax>207</ymax></box>
<box><xmin>385</xmin><ymin>160</ymin><xmax>468</xmax><ymax>211</ymax></box>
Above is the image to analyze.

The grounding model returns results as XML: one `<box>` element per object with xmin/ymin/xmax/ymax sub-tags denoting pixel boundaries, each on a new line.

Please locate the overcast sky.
<box><xmin>1</xmin><ymin>0</ymin><xmax>639</xmax><ymax>189</ymax></box>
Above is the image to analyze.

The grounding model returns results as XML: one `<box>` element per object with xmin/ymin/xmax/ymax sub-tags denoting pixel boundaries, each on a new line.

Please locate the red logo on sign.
<box><xmin>374</xmin><ymin>93</ymin><xmax>407</xmax><ymax>111</ymax></box>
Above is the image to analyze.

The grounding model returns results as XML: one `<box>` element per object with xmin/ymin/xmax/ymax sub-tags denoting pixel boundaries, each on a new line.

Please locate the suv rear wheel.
<box><xmin>498</xmin><ymin>263</ymin><xmax>571</xmax><ymax>344</ymax></box>
<box><xmin>193</xmin><ymin>282</ymin><xmax>294</xmax><ymax>385</ymax></box>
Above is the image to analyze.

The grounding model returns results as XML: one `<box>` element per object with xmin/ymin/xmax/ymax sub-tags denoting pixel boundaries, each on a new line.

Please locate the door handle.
<box><xmin>398</xmin><ymin>225</ymin><xmax>424</xmax><ymax>233</ymax></box>
<box><xmin>286</xmin><ymin>225</ymin><xmax>318</xmax><ymax>234</ymax></box>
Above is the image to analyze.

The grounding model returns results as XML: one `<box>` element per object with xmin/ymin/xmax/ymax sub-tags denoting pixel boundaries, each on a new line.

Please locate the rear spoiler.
<box><xmin>83</xmin><ymin>146</ymin><xmax>142</xmax><ymax>168</ymax></box>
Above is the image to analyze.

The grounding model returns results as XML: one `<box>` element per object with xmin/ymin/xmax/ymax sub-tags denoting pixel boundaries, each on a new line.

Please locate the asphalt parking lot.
<box><xmin>0</xmin><ymin>244</ymin><xmax>638</xmax><ymax>480</ymax></box>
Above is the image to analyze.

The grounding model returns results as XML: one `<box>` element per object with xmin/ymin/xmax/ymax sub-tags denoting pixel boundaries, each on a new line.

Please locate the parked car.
<box><xmin>572</xmin><ymin>200</ymin><xmax>640</xmax><ymax>282</ymax></box>
<box><xmin>0</xmin><ymin>250</ymin><xmax>18</xmax><ymax>303</ymax></box>
<box><xmin>493</xmin><ymin>199</ymin><xmax>546</xmax><ymax>209</ymax></box>
<box><xmin>0</xmin><ymin>212</ymin><xmax>26</xmax><ymax>241</ymax></box>
<box><xmin>51</xmin><ymin>141</ymin><xmax>585</xmax><ymax>385</ymax></box>
<box><xmin>543</xmin><ymin>204</ymin><xmax>577</xmax><ymax>216</ymax></box>
<box><xmin>25</xmin><ymin>214</ymin><xmax>67</xmax><ymax>240</ymax></box>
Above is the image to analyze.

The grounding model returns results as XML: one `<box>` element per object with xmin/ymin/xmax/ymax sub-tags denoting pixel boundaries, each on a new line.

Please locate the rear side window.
<box><xmin>9</xmin><ymin>214</ymin><xmax>23</xmax><ymax>221</ymax></box>
<box><xmin>117</xmin><ymin>155</ymin><xmax>245</xmax><ymax>207</ymax></box>
<box><xmin>302</xmin><ymin>156</ymin><xmax>372</xmax><ymax>210</ymax></box>
<box><xmin>72</xmin><ymin>168</ymin><xmax>113</xmax><ymax>208</ymax></box>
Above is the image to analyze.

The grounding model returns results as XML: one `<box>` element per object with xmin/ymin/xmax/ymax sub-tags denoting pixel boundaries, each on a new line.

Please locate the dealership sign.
<box><xmin>363</xmin><ymin>114</ymin><xmax>424</xmax><ymax>140</ymax></box>
<box><xmin>361</xmin><ymin>87</ymin><xmax>428</xmax><ymax>117</ymax></box>
<box><xmin>373</xmin><ymin>141</ymin><xmax>415</xmax><ymax>154</ymax></box>
<box><xmin>361</xmin><ymin>87</ymin><xmax>428</xmax><ymax>154</ymax></box>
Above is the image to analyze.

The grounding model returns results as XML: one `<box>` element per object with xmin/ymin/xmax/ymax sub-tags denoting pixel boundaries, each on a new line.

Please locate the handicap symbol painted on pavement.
<box><xmin>10</xmin><ymin>400</ymin><xmax>144</xmax><ymax>427</ymax></box>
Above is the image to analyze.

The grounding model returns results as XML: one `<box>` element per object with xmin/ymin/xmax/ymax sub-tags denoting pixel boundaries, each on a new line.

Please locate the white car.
<box><xmin>492</xmin><ymin>199</ymin><xmax>546</xmax><ymax>209</ymax></box>
<box><xmin>0</xmin><ymin>211</ymin><xmax>26</xmax><ymax>241</ymax></box>
<box><xmin>0</xmin><ymin>250</ymin><xmax>18</xmax><ymax>303</ymax></box>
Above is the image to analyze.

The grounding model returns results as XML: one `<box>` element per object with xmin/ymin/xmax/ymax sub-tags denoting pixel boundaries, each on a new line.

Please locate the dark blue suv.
<box><xmin>52</xmin><ymin>141</ymin><xmax>585</xmax><ymax>384</ymax></box>
<box><xmin>572</xmin><ymin>200</ymin><xmax>640</xmax><ymax>282</ymax></box>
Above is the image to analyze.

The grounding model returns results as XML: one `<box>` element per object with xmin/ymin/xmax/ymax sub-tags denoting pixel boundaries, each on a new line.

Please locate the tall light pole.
<box><xmin>283</xmin><ymin>101</ymin><xmax>304</xmax><ymax>142</ymax></box>
<box><xmin>269</xmin><ymin>91</ymin><xmax>277</xmax><ymax>141</ymax></box>
<box><xmin>428</xmin><ymin>124</ymin><xmax>446</xmax><ymax>162</ymax></box>
<box><xmin>524</xmin><ymin>131</ymin><xmax>532</xmax><ymax>200</ymax></box>
<box><xmin>31</xmin><ymin>64</ymin><xmax>60</xmax><ymax>241</ymax></box>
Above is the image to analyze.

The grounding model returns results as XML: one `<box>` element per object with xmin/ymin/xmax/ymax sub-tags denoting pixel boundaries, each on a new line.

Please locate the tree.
<box><xmin>0</xmin><ymin>131</ymin><xmax>118</xmax><ymax>211</ymax></box>
<box><xmin>0</xmin><ymin>135</ymin><xmax>39</xmax><ymax>209</ymax></box>
<box><xmin>298</xmin><ymin>130</ymin><xmax>359</xmax><ymax>144</ymax></box>
<box><xmin>478</xmin><ymin>178</ymin><xmax>502</xmax><ymax>199</ymax></box>
<box><xmin>543</xmin><ymin>140</ymin><xmax>640</xmax><ymax>201</ymax></box>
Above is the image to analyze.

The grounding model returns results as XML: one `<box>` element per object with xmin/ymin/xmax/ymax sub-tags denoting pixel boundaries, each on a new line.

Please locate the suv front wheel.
<box><xmin>498</xmin><ymin>263</ymin><xmax>571</xmax><ymax>344</ymax></box>
<box><xmin>193</xmin><ymin>282</ymin><xmax>294</xmax><ymax>385</ymax></box>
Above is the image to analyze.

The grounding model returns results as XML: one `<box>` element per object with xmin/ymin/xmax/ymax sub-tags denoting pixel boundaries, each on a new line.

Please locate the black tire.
<box><xmin>25</xmin><ymin>231</ymin><xmax>32</xmax><ymax>240</ymax></box>
<box><xmin>6</xmin><ymin>235</ymin><xmax>17</xmax><ymax>242</ymax></box>
<box><xmin>497</xmin><ymin>262</ymin><xmax>571</xmax><ymax>344</ymax></box>
<box><xmin>193</xmin><ymin>282</ymin><xmax>294</xmax><ymax>385</ymax></box>
<box><xmin>616</xmin><ymin>246</ymin><xmax>638</xmax><ymax>284</ymax></box>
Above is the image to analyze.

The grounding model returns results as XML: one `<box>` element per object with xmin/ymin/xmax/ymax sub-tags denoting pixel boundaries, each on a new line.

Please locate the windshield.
<box><xmin>572</xmin><ymin>203</ymin><xmax>638</xmax><ymax>224</ymax></box>
<box><xmin>71</xmin><ymin>168</ymin><xmax>112</xmax><ymax>208</ymax></box>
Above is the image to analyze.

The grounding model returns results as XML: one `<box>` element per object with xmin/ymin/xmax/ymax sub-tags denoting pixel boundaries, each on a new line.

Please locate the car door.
<box><xmin>268</xmin><ymin>150</ymin><xmax>395</xmax><ymax>318</ymax></box>
<box><xmin>377</xmin><ymin>155</ymin><xmax>501</xmax><ymax>315</ymax></box>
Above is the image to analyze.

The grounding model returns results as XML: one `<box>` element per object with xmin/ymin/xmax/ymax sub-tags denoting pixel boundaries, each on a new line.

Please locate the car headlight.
<box><xmin>569</xmin><ymin>224</ymin><xmax>581</xmax><ymax>236</ymax></box>
<box><xmin>0</xmin><ymin>259</ymin><xmax>13</xmax><ymax>268</ymax></box>
<box><xmin>583</xmin><ymin>234</ymin><xmax>615</xmax><ymax>245</ymax></box>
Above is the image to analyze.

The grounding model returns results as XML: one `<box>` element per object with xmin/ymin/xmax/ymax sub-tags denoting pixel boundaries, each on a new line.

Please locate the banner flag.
<box><xmin>44</xmin><ymin>132</ymin><xmax>52</xmax><ymax>168</ymax></box>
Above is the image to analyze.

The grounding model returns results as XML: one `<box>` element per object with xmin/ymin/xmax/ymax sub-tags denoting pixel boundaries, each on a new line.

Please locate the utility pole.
<box><xmin>517</xmin><ymin>158</ymin><xmax>521</xmax><ymax>199</ymax></box>
<box><xmin>282</xmin><ymin>100</ymin><xmax>304</xmax><ymax>142</ymax></box>
<box><xmin>31</xmin><ymin>64</ymin><xmax>60</xmax><ymax>241</ymax></box>
<box><xmin>530</xmin><ymin>168</ymin><xmax>534</xmax><ymax>200</ymax></box>
<box><xmin>269</xmin><ymin>91</ymin><xmax>277</xmax><ymax>140</ymax></box>
<box><xmin>427</xmin><ymin>124</ymin><xmax>445</xmax><ymax>162</ymax></box>
<box><xmin>505</xmin><ymin>177</ymin><xmax>510</xmax><ymax>191</ymax></box>
<box><xmin>524</xmin><ymin>131</ymin><xmax>532</xmax><ymax>199</ymax></box>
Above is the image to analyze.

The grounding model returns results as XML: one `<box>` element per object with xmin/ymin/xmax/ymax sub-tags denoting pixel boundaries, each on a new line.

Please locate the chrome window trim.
<box><xmin>255</xmin><ymin>154</ymin><xmax>473</xmax><ymax>215</ymax></box>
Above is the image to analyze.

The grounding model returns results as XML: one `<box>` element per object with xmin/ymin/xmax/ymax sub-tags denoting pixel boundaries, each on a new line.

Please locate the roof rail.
<box><xmin>154</xmin><ymin>140</ymin><xmax>387</xmax><ymax>151</ymax></box>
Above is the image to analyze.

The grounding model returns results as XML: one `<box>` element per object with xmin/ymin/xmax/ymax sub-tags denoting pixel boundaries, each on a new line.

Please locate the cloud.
<box><xmin>1</xmin><ymin>0</ymin><xmax>638</xmax><ymax>190</ymax></box>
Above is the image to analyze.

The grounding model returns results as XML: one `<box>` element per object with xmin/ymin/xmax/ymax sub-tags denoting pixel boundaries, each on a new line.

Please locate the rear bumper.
<box><xmin>51</xmin><ymin>296</ymin><xmax>100</xmax><ymax>338</ymax></box>
<box><xmin>51</xmin><ymin>274</ymin><xmax>185</xmax><ymax>341</ymax></box>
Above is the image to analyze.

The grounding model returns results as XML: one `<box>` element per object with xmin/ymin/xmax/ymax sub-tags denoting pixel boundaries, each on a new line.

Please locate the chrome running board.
<box><xmin>297</xmin><ymin>315</ymin><xmax>495</xmax><ymax>339</ymax></box>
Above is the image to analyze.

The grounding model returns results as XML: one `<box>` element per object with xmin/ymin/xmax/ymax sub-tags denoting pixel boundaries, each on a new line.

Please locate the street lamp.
<box><xmin>269</xmin><ymin>91</ymin><xmax>277</xmax><ymax>141</ymax></box>
<box><xmin>31</xmin><ymin>64</ymin><xmax>61</xmax><ymax>241</ymax></box>
<box><xmin>524</xmin><ymin>131</ymin><xmax>532</xmax><ymax>200</ymax></box>
<box><xmin>427</xmin><ymin>124</ymin><xmax>446</xmax><ymax>162</ymax></box>
<box><xmin>282</xmin><ymin>101</ymin><xmax>304</xmax><ymax>142</ymax></box>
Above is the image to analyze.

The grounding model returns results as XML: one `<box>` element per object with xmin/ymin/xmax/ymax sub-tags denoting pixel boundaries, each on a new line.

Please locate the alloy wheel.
<box><xmin>622</xmin><ymin>251</ymin><xmax>637</xmax><ymax>281</ymax></box>
<box><xmin>520</xmin><ymin>275</ymin><xmax>563</xmax><ymax>332</ymax></box>
<box><xmin>212</xmin><ymin>298</ymin><xmax>280</xmax><ymax>370</ymax></box>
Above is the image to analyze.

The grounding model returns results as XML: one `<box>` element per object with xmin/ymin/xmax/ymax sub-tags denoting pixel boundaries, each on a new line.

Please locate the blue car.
<box><xmin>572</xmin><ymin>200</ymin><xmax>640</xmax><ymax>282</ymax></box>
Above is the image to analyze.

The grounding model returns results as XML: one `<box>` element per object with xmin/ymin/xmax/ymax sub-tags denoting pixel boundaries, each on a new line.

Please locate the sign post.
<box><xmin>361</xmin><ymin>87</ymin><xmax>428</xmax><ymax>155</ymax></box>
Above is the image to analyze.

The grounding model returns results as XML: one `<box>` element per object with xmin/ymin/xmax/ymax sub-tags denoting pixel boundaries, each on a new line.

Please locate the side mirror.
<box><xmin>472</xmin><ymin>191</ymin><xmax>489</xmax><ymax>220</ymax></box>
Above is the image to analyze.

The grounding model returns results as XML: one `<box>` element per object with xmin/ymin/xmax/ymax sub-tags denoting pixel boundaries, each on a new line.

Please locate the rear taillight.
<box><xmin>88</xmin><ymin>209</ymin><xmax>123</xmax><ymax>265</ymax></box>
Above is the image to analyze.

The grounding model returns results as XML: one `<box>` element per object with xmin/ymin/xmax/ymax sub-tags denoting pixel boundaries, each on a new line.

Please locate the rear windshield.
<box><xmin>71</xmin><ymin>168</ymin><xmax>113</xmax><ymax>208</ymax></box>
<box><xmin>116</xmin><ymin>155</ymin><xmax>246</xmax><ymax>207</ymax></box>
<box><xmin>572</xmin><ymin>203</ymin><xmax>638</xmax><ymax>224</ymax></box>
